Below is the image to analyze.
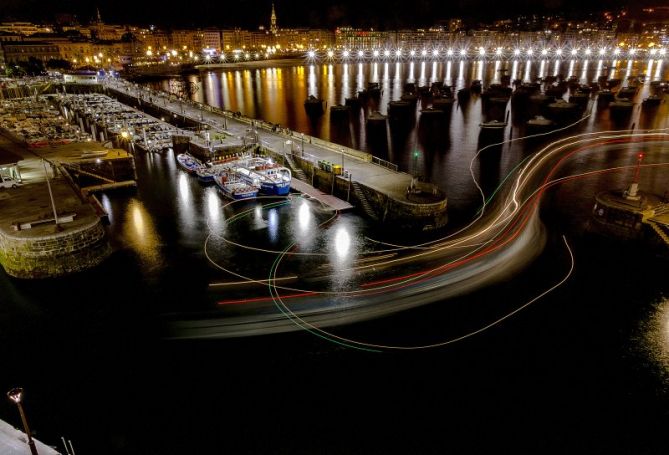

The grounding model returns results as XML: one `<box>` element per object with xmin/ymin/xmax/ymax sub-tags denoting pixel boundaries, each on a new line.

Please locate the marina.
<box><xmin>103</xmin><ymin>78</ymin><xmax>448</xmax><ymax>229</ymax></box>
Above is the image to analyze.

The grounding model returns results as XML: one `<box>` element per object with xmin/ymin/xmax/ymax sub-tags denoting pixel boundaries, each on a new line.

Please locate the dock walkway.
<box><xmin>290</xmin><ymin>178</ymin><xmax>353</xmax><ymax>211</ymax></box>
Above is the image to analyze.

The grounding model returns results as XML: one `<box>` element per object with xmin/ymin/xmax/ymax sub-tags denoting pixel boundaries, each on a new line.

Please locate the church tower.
<box><xmin>270</xmin><ymin>2</ymin><xmax>278</xmax><ymax>35</ymax></box>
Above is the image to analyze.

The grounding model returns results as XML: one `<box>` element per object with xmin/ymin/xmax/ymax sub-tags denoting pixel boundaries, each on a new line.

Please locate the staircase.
<box><xmin>652</xmin><ymin>202</ymin><xmax>669</xmax><ymax>217</ymax></box>
<box><xmin>351</xmin><ymin>181</ymin><xmax>377</xmax><ymax>219</ymax></box>
<box><xmin>283</xmin><ymin>153</ymin><xmax>308</xmax><ymax>181</ymax></box>
<box><xmin>648</xmin><ymin>221</ymin><xmax>669</xmax><ymax>247</ymax></box>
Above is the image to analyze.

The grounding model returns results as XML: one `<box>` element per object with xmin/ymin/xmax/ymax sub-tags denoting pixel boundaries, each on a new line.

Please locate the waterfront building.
<box><xmin>199</xmin><ymin>29</ymin><xmax>222</xmax><ymax>51</ymax></box>
<box><xmin>1</xmin><ymin>42</ymin><xmax>60</xmax><ymax>63</ymax></box>
<box><xmin>0</xmin><ymin>22</ymin><xmax>52</xmax><ymax>36</ymax></box>
<box><xmin>335</xmin><ymin>27</ymin><xmax>393</xmax><ymax>50</ymax></box>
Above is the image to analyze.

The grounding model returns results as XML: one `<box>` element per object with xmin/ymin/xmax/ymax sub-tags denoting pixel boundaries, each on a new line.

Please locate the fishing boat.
<box><xmin>176</xmin><ymin>153</ymin><xmax>203</xmax><ymax>174</ymax></box>
<box><xmin>236</xmin><ymin>158</ymin><xmax>292</xmax><ymax>196</ymax></box>
<box><xmin>214</xmin><ymin>174</ymin><xmax>259</xmax><ymax>200</ymax></box>
<box><xmin>195</xmin><ymin>166</ymin><xmax>219</xmax><ymax>184</ymax></box>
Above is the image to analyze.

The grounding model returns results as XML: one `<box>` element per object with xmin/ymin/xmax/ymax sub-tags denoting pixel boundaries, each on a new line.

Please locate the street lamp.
<box><xmin>7</xmin><ymin>388</ymin><xmax>39</xmax><ymax>455</ymax></box>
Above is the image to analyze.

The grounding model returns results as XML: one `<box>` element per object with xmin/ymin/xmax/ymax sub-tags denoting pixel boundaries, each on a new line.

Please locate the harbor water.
<box><xmin>0</xmin><ymin>59</ymin><xmax>668</xmax><ymax>453</ymax></box>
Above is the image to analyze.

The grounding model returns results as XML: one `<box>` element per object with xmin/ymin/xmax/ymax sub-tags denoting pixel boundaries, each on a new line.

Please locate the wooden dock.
<box><xmin>290</xmin><ymin>178</ymin><xmax>353</xmax><ymax>211</ymax></box>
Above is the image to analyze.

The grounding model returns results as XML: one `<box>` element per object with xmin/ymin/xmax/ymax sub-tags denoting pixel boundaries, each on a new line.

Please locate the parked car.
<box><xmin>0</xmin><ymin>177</ymin><xmax>21</xmax><ymax>189</ymax></box>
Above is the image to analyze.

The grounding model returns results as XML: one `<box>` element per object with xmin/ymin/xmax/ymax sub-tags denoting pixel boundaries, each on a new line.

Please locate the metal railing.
<box><xmin>371</xmin><ymin>156</ymin><xmax>399</xmax><ymax>172</ymax></box>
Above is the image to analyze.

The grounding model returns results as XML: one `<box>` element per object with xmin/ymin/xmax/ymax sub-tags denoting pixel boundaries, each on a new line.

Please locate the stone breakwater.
<box><xmin>0</xmin><ymin>218</ymin><xmax>111</xmax><ymax>279</ymax></box>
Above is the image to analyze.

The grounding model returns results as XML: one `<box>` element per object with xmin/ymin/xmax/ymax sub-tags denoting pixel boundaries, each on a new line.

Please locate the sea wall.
<box><xmin>0</xmin><ymin>218</ymin><xmax>111</xmax><ymax>279</ymax></box>
<box><xmin>284</xmin><ymin>153</ymin><xmax>448</xmax><ymax>231</ymax></box>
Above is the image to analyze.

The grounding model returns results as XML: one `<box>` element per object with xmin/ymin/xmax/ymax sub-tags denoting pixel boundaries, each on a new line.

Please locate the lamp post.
<box><xmin>42</xmin><ymin>160</ymin><xmax>60</xmax><ymax>230</ymax></box>
<box><xmin>7</xmin><ymin>388</ymin><xmax>39</xmax><ymax>455</ymax></box>
<box><xmin>301</xmin><ymin>133</ymin><xmax>305</xmax><ymax>157</ymax></box>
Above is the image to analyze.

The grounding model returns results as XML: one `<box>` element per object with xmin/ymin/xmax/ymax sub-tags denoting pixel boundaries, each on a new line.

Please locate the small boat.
<box><xmin>366</xmin><ymin>111</ymin><xmax>387</xmax><ymax>124</ymax></box>
<box><xmin>479</xmin><ymin>120</ymin><xmax>507</xmax><ymax>129</ymax></box>
<box><xmin>609</xmin><ymin>99</ymin><xmax>634</xmax><ymax>114</ymax></box>
<box><xmin>304</xmin><ymin>95</ymin><xmax>325</xmax><ymax>116</ymax></box>
<box><xmin>345</xmin><ymin>96</ymin><xmax>362</xmax><ymax>109</ymax></box>
<box><xmin>526</xmin><ymin>115</ymin><xmax>555</xmax><ymax>128</ymax></box>
<box><xmin>642</xmin><ymin>95</ymin><xmax>662</xmax><ymax>107</ymax></box>
<box><xmin>176</xmin><ymin>153</ymin><xmax>203</xmax><ymax>174</ymax></box>
<box><xmin>214</xmin><ymin>174</ymin><xmax>259</xmax><ymax>200</ymax></box>
<box><xmin>420</xmin><ymin>107</ymin><xmax>445</xmax><ymax>118</ymax></box>
<box><xmin>257</xmin><ymin>166</ymin><xmax>292</xmax><ymax>196</ymax></box>
<box><xmin>598</xmin><ymin>89</ymin><xmax>615</xmax><ymax>104</ymax></box>
<box><xmin>329</xmin><ymin>104</ymin><xmax>350</xmax><ymax>118</ymax></box>
<box><xmin>195</xmin><ymin>167</ymin><xmax>219</xmax><ymax>184</ymax></box>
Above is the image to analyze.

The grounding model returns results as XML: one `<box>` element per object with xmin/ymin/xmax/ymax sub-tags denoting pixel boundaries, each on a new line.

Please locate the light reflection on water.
<box><xmin>123</xmin><ymin>198</ymin><xmax>162</xmax><ymax>268</ymax></box>
<box><xmin>637</xmin><ymin>297</ymin><xmax>669</xmax><ymax>385</ymax></box>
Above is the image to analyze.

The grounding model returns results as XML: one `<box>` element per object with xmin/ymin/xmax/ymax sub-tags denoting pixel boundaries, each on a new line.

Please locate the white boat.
<box><xmin>214</xmin><ymin>174</ymin><xmax>259</xmax><ymax>200</ymax></box>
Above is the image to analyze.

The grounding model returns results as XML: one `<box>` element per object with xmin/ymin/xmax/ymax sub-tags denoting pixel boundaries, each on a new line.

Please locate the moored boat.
<box><xmin>176</xmin><ymin>153</ymin><xmax>203</xmax><ymax>174</ymax></box>
<box><xmin>479</xmin><ymin>120</ymin><xmax>507</xmax><ymax>129</ymax></box>
<box><xmin>214</xmin><ymin>174</ymin><xmax>259</xmax><ymax>200</ymax></box>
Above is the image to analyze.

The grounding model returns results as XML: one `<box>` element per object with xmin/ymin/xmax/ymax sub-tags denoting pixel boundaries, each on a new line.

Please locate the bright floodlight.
<box><xmin>447</xmin><ymin>49</ymin><xmax>454</xmax><ymax>56</ymax></box>
<box><xmin>433</xmin><ymin>49</ymin><xmax>439</xmax><ymax>57</ymax></box>
<box><xmin>599</xmin><ymin>48</ymin><xmax>606</xmax><ymax>55</ymax></box>
<box><xmin>556</xmin><ymin>49</ymin><xmax>563</xmax><ymax>56</ymax></box>
<box><xmin>373</xmin><ymin>50</ymin><xmax>380</xmax><ymax>57</ymax></box>
<box><xmin>585</xmin><ymin>48</ymin><xmax>591</xmax><ymax>55</ymax></box>
<box><xmin>460</xmin><ymin>49</ymin><xmax>466</xmax><ymax>56</ymax></box>
<box><xmin>307</xmin><ymin>50</ymin><xmax>315</xmax><ymax>58</ymax></box>
<box><xmin>571</xmin><ymin>49</ymin><xmax>578</xmax><ymax>56</ymax></box>
<box><xmin>358</xmin><ymin>50</ymin><xmax>364</xmax><ymax>57</ymax></box>
<box><xmin>410</xmin><ymin>50</ymin><xmax>416</xmax><ymax>57</ymax></box>
<box><xmin>661</xmin><ymin>49</ymin><xmax>666</xmax><ymax>56</ymax></box>
<box><xmin>630</xmin><ymin>48</ymin><xmax>637</xmax><ymax>55</ymax></box>
<box><xmin>514</xmin><ymin>49</ymin><xmax>520</xmax><ymax>56</ymax></box>
<box><xmin>650</xmin><ymin>49</ymin><xmax>657</xmax><ymax>56</ymax></box>
<box><xmin>496</xmin><ymin>48</ymin><xmax>502</xmax><ymax>56</ymax></box>
<box><xmin>541</xmin><ymin>49</ymin><xmax>548</xmax><ymax>56</ymax></box>
<box><xmin>479</xmin><ymin>47</ymin><xmax>485</xmax><ymax>56</ymax></box>
<box><xmin>384</xmin><ymin>49</ymin><xmax>390</xmax><ymax>57</ymax></box>
<box><xmin>395</xmin><ymin>49</ymin><xmax>402</xmax><ymax>57</ymax></box>
<box><xmin>7</xmin><ymin>388</ymin><xmax>23</xmax><ymax>404</ymax></box>
<box><xmin>343</xmin><ymin>50</ymin><xmax>350</xmax><ymax>58</ymax></box>
<box><xmin>527</xmin><ymin>49</ymin><xmax>534</xmax><ymax>56</ymax></box>
<box><xmin>614</xmin><ymin>48</ymin><xmax>621</xmax><ymax>55</ymax></box>
<box><xmin>327</xmin><ymin>50</ymin><xmax>334</xmax><ymax>58</ymax></box>
<box><xmin>421</xmin><ymin>49</ymin><xmax>427</xmax><ymax>56</ymax></box>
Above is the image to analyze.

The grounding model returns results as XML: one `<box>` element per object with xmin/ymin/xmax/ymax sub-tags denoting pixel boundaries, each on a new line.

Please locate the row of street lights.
<box><xmin>306</xmin><ymin>46</ymin><xmax>665</xmax><ymax>60</ymax></box>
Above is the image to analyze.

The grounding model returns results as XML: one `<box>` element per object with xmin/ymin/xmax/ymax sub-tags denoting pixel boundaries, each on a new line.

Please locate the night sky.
<box><xmin>0</xmin><ymin>0</ymin><xmax>636</xmax><ymax>29</ymax></box>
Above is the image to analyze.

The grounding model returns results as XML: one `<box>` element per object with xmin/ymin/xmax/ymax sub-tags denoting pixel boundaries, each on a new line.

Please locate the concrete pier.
<box><xmin>104</xmin><ymin>80</ymin><xmax>448</xmax><ymax>230</ymax></box>
<box><xmin>0</xmin><ymin>136</ymin><xmax>112</xmax><ymax>278</ymax></box>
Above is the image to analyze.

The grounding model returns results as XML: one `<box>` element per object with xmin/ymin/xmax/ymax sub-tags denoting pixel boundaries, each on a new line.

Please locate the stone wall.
<box><xmin>0</xmin><ymin>219</ymin><xmax>111</xmax><ymax>279</ymax></box>
<box><xmin>284</xmin><ymin>153</ymin><xmax>448</xmax><ymax>231</ymax></box>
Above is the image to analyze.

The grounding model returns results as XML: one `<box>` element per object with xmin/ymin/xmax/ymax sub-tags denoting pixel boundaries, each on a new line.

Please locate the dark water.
<box><xmin>151</xmin><ymin>58</ymin><xmax>669</xmax><ymax>216</ymax></box>
<box><xmin>0</xmin><ymin>60</ymin><xmax>668</xmax><ymax>453</ymax></box>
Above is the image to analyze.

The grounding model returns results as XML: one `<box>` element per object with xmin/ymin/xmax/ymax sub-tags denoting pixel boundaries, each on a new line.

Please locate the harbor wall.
<box><xmin>284</xmin><ymin>153</ymin><xmax>448</xmax><ymax>231</ymax></box>
<box><xmin>0</xmin><ymin>219</ymin><xmax>111</xmax><ymax>279</ymax></box>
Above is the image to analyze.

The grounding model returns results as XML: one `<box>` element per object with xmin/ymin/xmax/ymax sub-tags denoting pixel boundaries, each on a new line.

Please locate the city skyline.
<box><xmin>1</xmin><ymin>0</ymin><xmax>640</xmax><ymax>29</ymax></box>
